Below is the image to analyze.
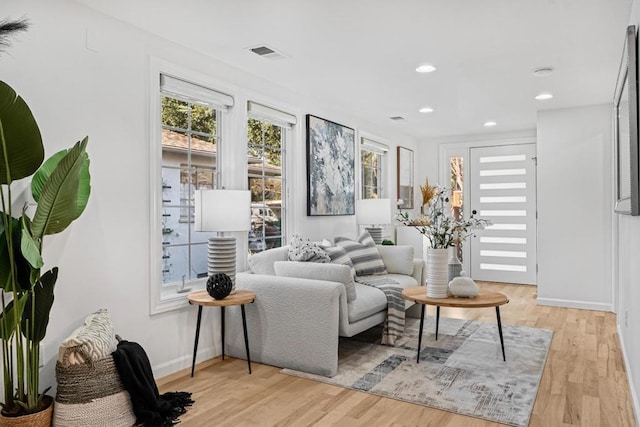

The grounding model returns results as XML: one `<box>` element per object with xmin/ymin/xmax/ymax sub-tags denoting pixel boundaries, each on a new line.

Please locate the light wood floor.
<box><xmin>158</xmin><ymin>282</ymin><xmax>637</xmax><ymax>426</ymax></box>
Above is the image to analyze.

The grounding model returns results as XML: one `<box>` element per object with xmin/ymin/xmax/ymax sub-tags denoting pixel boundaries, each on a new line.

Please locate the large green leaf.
<box><xmin>0</xmin><ymin>214</ymin><xmax>33</xmax><ymax>292</ymax></box>
<box><xmin>31</xmin><ymin>142</ymin><xmax>91</xmax><ymax>219</ymax></box>
<box><xmin>19</xmin><ymin>215</ymin><xmax>42</xmax><ymax>270</ymax></box>
<box><xmin>0</xmin><ymin>81</ymin><xmax>44</xmax><ymax>184</ymax></box>
<box><xmin>31</xmin><ymin>139</ymin><xmax>89</xmax><ymax>238</ymax></box>
<box><xmin>0</xmin><ymin>292</ymin><xmax>28</xmax><ymax>340</ymax></box>
<box><xmin>21</xmin><ymin>267</ymin><xmax>57</xmax><ymax>343</ymax></box>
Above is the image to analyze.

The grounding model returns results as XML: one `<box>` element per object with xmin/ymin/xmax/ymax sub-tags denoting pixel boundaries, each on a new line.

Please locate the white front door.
<box><xmin>469</xmin><ymin>144</ymin><xmax>537</xmax><ymax>284</ymax></box>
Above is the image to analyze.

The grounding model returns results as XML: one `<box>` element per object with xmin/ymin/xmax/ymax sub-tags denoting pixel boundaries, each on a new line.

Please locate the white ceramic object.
<box><xmin>208</xmin><ymin>237</ymin><xmax>237</xmax><ymax>293</ymax></box>
<box><xmin>448</xmin><ymin>271</ymin><xmax>479</xmax><ymax>298</ymax></box>
<box><xmin>426</xmin><ymin>248</ymin><xmax>449</xmax><ymax>298</ymax></box>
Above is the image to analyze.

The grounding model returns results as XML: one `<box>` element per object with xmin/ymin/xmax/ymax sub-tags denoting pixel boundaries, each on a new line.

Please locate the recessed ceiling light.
<box><xmin>484</xmin><ymin>121</ymin><xmax>497</xmax><ymax>127</ymax></box>
<box><xmin>535</xmin><ymin>92</ymin><xmax>553</xmax><ymax>100</ymax></box>
<box><xmin>419</xmin><ymin>107</ymin><xmax>434</xmax><ymax>113</ymax></box>
<box><xmin>416</xmin><ymin>64</ymin><xmax>436</xmax><ymax>73</ymax></box>
<box><xmin>533</xmin><ymin>67</ymin><xmax>554</xmax><ymax>77</ymax></box>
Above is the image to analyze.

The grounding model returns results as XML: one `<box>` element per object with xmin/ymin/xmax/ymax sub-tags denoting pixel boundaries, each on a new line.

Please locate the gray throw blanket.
<box><xmin>355</xmin><ymin>275</ymin><xmax>404</xmax><ymax>345</ymax></box>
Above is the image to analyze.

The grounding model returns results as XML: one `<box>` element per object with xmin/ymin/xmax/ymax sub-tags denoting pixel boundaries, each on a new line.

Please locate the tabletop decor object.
<box><xmin>206</xmin><ymin>273</ymin><xmax>233</xmax><ymax>300</ymax></box>
<box><xmin>355</xmin><ymin>198</ymin><xmax>392</xmax><ymax>244</ymax></box>
<box><xmin>398</xmin><ymin>184</ymin><xmax>490</xmax><ymax>298</ymax></box>
<box><xmin>195</xmin><ymin>189</ymin><xmax>251</xmax><ymax>294</ymax></box>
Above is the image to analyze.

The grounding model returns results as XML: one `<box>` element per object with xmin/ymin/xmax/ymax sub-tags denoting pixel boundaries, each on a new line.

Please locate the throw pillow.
<box><xmin>58</xmin><ymin>309</ymin><xmax>118</xmax><ymax>367</ymax></box>
<box><xmin>288</xmin><ymin>235</ymin><xmax>330</xmax><ymax>263</ymax></box>
<box><xmin>320</xmin><ymin>244</ymin><xmax>357</xmax><ymax>279</ymax></box>
<box><xmin>334</xmin><ymin>230</ymin><xmax>387</xmax><ymax>276</ymax></box>
<box><xmin>376</xmin><ymin>245</ymin><xmax>415</xmax><ymax>275</ymax></box>
<box><xmin>274</xmin><ymin>261</ymin><xmax>357</xmax><ymax>302</ymax></box>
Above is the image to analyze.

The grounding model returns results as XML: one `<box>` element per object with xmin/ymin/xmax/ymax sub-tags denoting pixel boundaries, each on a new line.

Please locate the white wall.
<box><xmin>617</xmin><ymin>0</ymin><xmax>640</xmax><ymax>419</ymax></box>
<box><xmin>536</xmin><ymin>105</ymin><xmax>613</xmax><ymax>310</ymax></box>
<box><xmin>2</xmin><ymin>0</ymin><xmax>418</xmax><ymax>393</ymax></box>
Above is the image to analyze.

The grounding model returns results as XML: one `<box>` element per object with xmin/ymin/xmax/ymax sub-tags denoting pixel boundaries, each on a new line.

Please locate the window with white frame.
<box><xmin>159</xmin><ymin>74</ymin><xmax>232</xmax><ymax>287</ymax></box>
<box><xmin>246</xmin><ymin>101</ymin><xmax>295</xmax><ymax>254</ymax></box>
<box><xmin>361</xmin><ymin>137</ymin><xmax>389</xmax><ymax>199</ymax></box>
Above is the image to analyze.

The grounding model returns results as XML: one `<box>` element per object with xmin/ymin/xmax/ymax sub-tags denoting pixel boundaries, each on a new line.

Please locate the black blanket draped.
<box><xmin>112</xmin><ymin>340</ymin><xmax>194</xmax><ymax>426</ymax></box>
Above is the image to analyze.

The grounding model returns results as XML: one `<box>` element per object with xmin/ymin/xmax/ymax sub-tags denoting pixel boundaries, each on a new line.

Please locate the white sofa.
<box><xmin>225</xmin><ymin>245</ymin><xmax>424</xmax><ymax>377</ymax></box>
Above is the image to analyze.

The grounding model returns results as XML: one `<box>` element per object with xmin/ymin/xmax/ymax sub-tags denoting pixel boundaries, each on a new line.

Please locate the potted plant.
<box><xmin>0</xmin><ymin>78</ymin><xmax>91</xmax><ymax>425</ymax></box>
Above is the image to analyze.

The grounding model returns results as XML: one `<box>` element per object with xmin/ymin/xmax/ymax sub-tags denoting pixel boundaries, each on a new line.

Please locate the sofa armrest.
<box><xmin>224</xmin><ymin>272</ymin><xmax>343</xmax><ymax>377</ymax></box>
<box><xmin>412</xmin><ymin>258</ymin><xmax>425</xmax><ymax>286</ymax></box>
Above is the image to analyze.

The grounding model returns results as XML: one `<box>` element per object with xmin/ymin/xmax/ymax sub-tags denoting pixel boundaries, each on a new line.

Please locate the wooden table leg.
<box><xmin>221</xmin><ymin>306</ymin><xmax>225</xmax><ymax>361</ymax></box>
<box><xmin>435</xmin><ymin>306</ymin><xmax>440</xmax><ymax>340</ymax></box>
<box><xmin>241</xmin><ymin>304</ymin><xmax>252</xmax><ymax>374</ymax></box>
<box><xmin>496</xmin><ymin>306</ymin><xmax>506</xmax><ymax>361</ymax></box>
<box><xmin>417</xmin><ymin>304</ymin><xmax>425</xmax><ymax>363</ymax></box>
<box><xmin>191</xmin><ymin>305</ymin><xmax>203</xmax><ymax>377</ymax></box>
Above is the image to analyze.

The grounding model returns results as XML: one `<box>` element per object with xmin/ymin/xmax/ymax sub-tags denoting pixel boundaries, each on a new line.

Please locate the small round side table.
<box><xmin>188</xmin><ymin>290</ymin><xmax>256</xmax><ymax>376</ymax></box>
<box><xmin>402</xmin><ymin>287</ymin><xmax>509</xmax><ymax>363</ymax></box>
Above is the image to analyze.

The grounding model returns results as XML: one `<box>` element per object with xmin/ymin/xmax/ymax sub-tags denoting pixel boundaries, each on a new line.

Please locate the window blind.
<box><xmin>160</xmin><ymin>74</ymin><xmax>234</xmax><ymax>109</ymax></box>
<box><xmin>361</xmin><ymin>138</ymin><xmax>389</xmax><ymax>153</ymax></box>
<box><xmin>247</xmin><ymin>101</ymin><xmax>297</xmax><ymax>128</ymax></box>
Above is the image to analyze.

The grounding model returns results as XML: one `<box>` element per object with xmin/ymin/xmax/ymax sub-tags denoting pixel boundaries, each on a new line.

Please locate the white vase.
<box><xmin>426</xmin><ymin>247</ymin><xmax>449</xmax><ymax>298</ymax></box>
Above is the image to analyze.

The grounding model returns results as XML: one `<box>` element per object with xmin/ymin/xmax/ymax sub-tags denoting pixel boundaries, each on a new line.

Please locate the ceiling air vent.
<box><xmin>389</xmin><ymin>116</ymin><xmax>405</xmax><ymax>121</ymax></box>
<box><xmin>248</xmin><ymin>45</ymin><xmax>287</xmax><ymax>60</ymax></box>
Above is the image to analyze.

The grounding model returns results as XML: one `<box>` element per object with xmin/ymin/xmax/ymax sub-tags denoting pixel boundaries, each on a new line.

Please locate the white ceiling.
<box><xmin>77</xmin><ymin>0</ymin><xmax>633</xmax><ymax>140</ymax></box>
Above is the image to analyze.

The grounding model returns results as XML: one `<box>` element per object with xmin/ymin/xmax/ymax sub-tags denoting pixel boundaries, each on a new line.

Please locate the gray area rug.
<box><xmin>282</xmin><ymin>316</ymin><xmax>552</xmax><ymax>427</ymax></box>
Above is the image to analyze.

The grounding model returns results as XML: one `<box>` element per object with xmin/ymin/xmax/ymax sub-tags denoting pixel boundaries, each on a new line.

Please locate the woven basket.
<box><xmin>53</xmin><ymin>356</ymin><xmax>135</xmax><ymax>427</ymax></box>
<box><xmin>0</xmin><ymin>395</ymin><xmax>53</xmax><ymax>427</ymax></box>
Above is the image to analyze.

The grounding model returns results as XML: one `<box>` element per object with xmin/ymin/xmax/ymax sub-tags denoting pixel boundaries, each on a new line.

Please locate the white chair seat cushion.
<box><xmin>347</xmin><ymin>283</ymin><xmax>387</xmax><ymax>323</ymax></box>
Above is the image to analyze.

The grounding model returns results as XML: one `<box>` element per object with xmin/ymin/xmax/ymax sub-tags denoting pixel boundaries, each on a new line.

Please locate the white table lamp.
<box><xmin>195</xmin><ymin>189</ymin><xmax>251</xmax><ymax>294</ymax></box>
<box><xmin>355</xmin><ymin>198</ymin><xmax>392</xmax><ymax>244</ymax></box>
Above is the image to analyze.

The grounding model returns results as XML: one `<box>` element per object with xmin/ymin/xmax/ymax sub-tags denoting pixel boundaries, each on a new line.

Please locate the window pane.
<box><xmin>450</xmin><ymin>156</ymin><xmax>464</xmax><ymax>261</ymax></box>
<box><xmin>162</xmin><ymin>245</ymin><xmax>189</xmax><ymax>285</ymax></box>
<box><xmin>189</xmin><ymin>243</ymin><xmax>209</xmax><ymax>280</ymax></box>
<box><xmin>361</xmin><ymin>147</ymin><xmax>385</xmax><ymax>199</ymax></box>
<box><xmin>247</xmin><ymin>114</ymin><xmax>285</xmax><ymax>255</ymax></box>
<box><xmin>160</xmin><ymin>85</ymin><xmax>220</xmax><ymax>288</ymax></box>
<box><xmin>191</xmin><ymin>104</ymin><xmax>216</xmax><ymax>135</ymax></box>
<box><xmin>161</xmin><ymin>97</ymin><xmax>188</xmax><ymax>129</ymax></box>
<box><xmin>162</xmin><ymin>207</ymin><xmax>190</xmax><ymax>245</ymax></box>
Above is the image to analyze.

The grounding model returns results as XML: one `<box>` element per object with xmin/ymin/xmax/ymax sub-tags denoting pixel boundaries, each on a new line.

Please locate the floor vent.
<box><xmin>248</xmin><ymin>45</ymin><xmax>287</xmax><ymax>60</ymax></box>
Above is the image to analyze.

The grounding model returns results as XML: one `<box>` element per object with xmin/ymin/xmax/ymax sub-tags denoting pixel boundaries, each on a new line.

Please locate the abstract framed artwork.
<box><xmin>397</xmin><ymin>146</ymin><xmax>414</xmax><ymax>209</ymax></box>
<box><xmin>306</xmin><ymin>114</ymin><xmax>355</xmax><ymax>216</ymax></box>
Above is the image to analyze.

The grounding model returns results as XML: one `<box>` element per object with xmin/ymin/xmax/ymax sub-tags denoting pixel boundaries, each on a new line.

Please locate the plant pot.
<box><xmin>426</xmin><ymin>247</ymin><xmax>449</xmax><ymax>298</ymax></box>
<box><xmin>0</xmin><ymin>396</ymin><xmax>53</xmax><ymax>427</ymax></box>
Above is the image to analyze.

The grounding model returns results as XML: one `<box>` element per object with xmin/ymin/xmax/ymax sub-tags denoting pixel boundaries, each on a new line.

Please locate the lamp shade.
<box><xmin>194</xmin><ymin>189</ymin><xmax>251</xmax><ymax>232</ymax></box>
<box><xmin>355</xmin><ymin>198</ymin><xmax>392</xmax><ymax>225</ymax></box>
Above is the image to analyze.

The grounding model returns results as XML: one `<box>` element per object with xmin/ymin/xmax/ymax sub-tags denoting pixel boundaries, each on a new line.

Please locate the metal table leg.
<box><xmin>221</xmin><ymin>306</ymin><xmax>225</xmax><ymax>360</ymax></box>
<box><xmin>241</xmin><ymin>304</ymin><xmax>252</xmax><ymax>374</ymax></box>
<box><xmin>191</xmin><ymin>305</ymin><xmax>203</xmax><ymax>377</ymax></box>
<box><xmin>496</xmin><ymin>306</ymin><xmax>506</xmax><ymax>361</ymax></box>
<box><xmin>417</xmin><ymin>305</ymin><xmax>425</xmax><ymax>363</ymax></box>
<box><xmin>435</xmin><ymin>306</ymin><xmax>440</xmax><ymax>340</ymax></box>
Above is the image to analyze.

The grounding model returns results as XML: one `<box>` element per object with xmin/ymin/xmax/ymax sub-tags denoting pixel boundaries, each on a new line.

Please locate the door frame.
<box><xmin>438</xmin><ymin>135</ymin><xmax>536</xmax><ymax>277</ymax></box>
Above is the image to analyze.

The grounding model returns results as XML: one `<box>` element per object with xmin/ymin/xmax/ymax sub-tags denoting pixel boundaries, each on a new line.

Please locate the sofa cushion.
<box><xmin>384</xmin><ymin>273</ymin><xmax>419</xmax><ymax>288</ymax></box>
<box><xmin>347</xmin><ymin>283</ymin><xmax>387</xmax><ymax>323</ymax></box>
<box><xmin>248</xmin><ymin>246</ymin><xmax>289</xmax><ymax>275</ymax></box>
<box><xmin>376</xmin><ymin>245</ymin><xmax>414</xmax><ymax>275</ymax></box>
<box><xmin>320</xmin><ymin>244</ymin><xmax>357</xmax><ymax>278</ymax></box>
<box><xmin>334</xmin><ymin>231</ymin><xmax>387</xmax><ymax>276</ymax></box>
<box><xmin>274</xmin><ymin>261</ymin><xmax>357</xmax><ymax>302</ymax></box>
<box><xmin>288</xmin><ymin>235</ymin><xmax>330</xmax><ymax>263</ymax></box>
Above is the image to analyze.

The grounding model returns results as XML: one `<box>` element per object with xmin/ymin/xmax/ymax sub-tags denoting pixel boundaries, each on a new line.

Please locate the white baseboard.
<box><xmin>617</xmin><ymin>324</ymin><xmax>640</xmax><ymax>426</ymax></box>
<box><xmin>536</xmin><ymin>297</ymin><xmax>612</xmax><ymax>312</ymax></box>
<box><xmin>152</xmin><ymin>346</ymin><xmax>218</xmax><ymax>379</ymax></box>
